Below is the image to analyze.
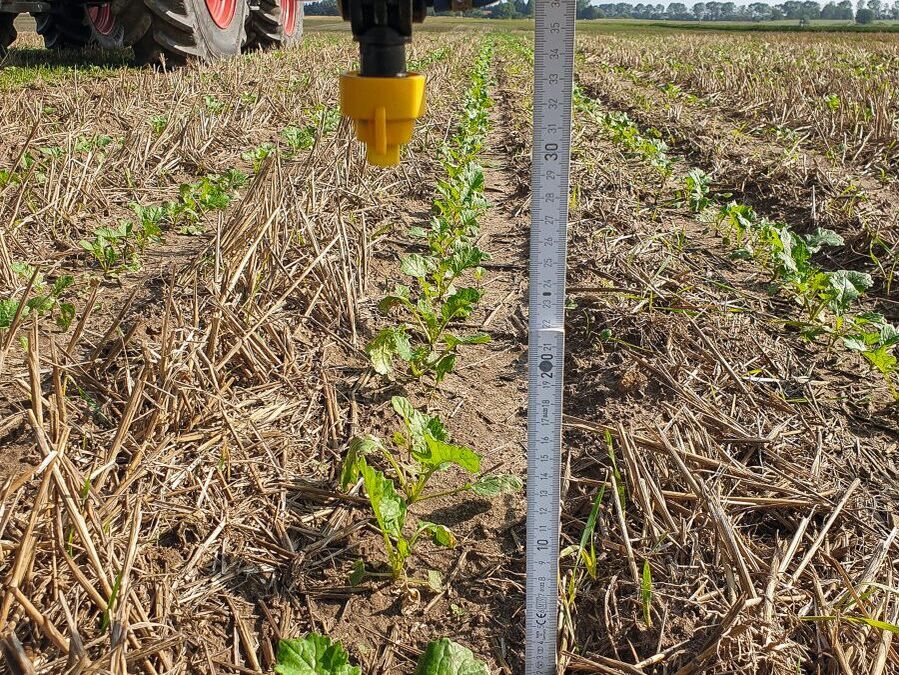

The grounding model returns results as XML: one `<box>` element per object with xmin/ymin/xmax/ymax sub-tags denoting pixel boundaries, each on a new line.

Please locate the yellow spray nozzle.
<box><xmin>339</xmin><ymin>72</ymin><xmax>426</xmax><ymax>167</ymax></box>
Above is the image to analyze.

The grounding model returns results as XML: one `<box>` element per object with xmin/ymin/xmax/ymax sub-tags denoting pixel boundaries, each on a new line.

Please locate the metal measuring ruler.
<box><xmin>526</xmin><ymin>0</ymin><xmax>576</xmax><ymax>673</ymax></box>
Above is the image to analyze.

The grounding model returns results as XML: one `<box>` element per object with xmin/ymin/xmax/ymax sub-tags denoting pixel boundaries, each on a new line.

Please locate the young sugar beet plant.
<box><xmin>714</xmin><ymin>197</ymin><xmax>899</xmax><ymax>396</ymax></box>
<box><xmin>366</xmin><ymin>43</ymin><xmax>494</xmax><ymax>384</ymax></box>
<box><xmin>341</xmin><ymin>396</ymin><xmax>520</xmax><ymax>583</ymax></box>
<box><xmin>0</xmin><ymin>263</ymin><xmax>76</xmax><ymax>331</ymax></box>
<box><xmin>275</xmin><ymin>634</ymin><xmax>489</xmax><ymax>675</ymax></box>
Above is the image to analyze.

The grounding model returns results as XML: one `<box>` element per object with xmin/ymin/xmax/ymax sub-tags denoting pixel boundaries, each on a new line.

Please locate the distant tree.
<box><xmin>693</xmin><ymin>1</ymin><xmax>707</xmax><ymax>19</ymax></box>
<box><xmin>856</xmin><ymin>5</ymin><xmax>876</xmax><ymax>18</ymax></box>
<box><xmin>821</xmin><ymin>1</ymin><xmax>837</xmax><ymax>17</ymax></box>
<box><xmin>575</xmin><ymin>0</ymin><xmax>589</xmax><ymax>18</ymax></box>
<box><xmin>867</xmin><ymin>0</ymin><xmax>882</xmax><ymax>15</ymax></box>
<box><xmin>305</xmin><ymin>0</ymin><xmax>338</xmax><ymax>15</ymax></box>
<box><xmin>747</xmin><ymin>1</ymin><xmax>774</xmax><ymax>18</ymax></box>
<box><xmin>837</xmin><ymin>0</ymin><xmax>855</xmax><ymax>16</ymax></box>
<box><xmin>489</xmin><ymin>1</ymin><xmax>520</xmax><ymax>18</ymax></box>
<box><xmin>666</xmin><ymin>1</ymin><xmax>691</xmax><ymax>18</ymax></box>
<box><xmin>800</xmin><ymin>0</ymin><xmax>822</xmax><ymax>18</ymax></box>
<box><xmin>780</xmin><ymin>0</ymin><xmax>802</xmax><ymax>18</ymax></box>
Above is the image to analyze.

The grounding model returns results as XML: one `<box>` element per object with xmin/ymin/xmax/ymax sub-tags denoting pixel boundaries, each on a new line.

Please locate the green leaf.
<box><xmin>447</xmin><ymin>246</ymin><xmax>488</xmax><ymax>276</ymax></box>
<box><xmin>804</xmin><ymin>227</ymin><xmax>844</xmax><ymax>252</ymax></box>
<box><xmin>401</xmin><ymin>253</ymin><xmax>434</xmax><ymax>279</ymax></box>
<box><xmin>378</xmin><ymin>284</ymin><xmax>411</xmax><ymax>313</ymax></box>
<box><xmin>413</xmin><ymin>638</ymin><xmax>489</xmax><ymax>675</ymax></box>
<box><xmin>641</xmin><ymin>559</ymin><xmax>653</xmax><ymax>627</ymax></box>
<box><xmin>470</xmin><ymin>474</ymin><xmax>522</xmax><ymax>496</ymax></box>
<box><xmin>391</xmin><ymin>396</ymin><xmax>431</xmax><ymax>445</ymax></box>
<box><xmin>51</xmin><ymin>275</ymin><xmax>74</xmax><ymax>297</ymax></box>
<box><xmin>57</xmin><ymin>302</ymin><xmax>76</xmax><ymax>330</ymax></box>
<box><xmin>416</xmin><ymin>521</ymin><xmax>457</xmax><ymax>548</ymax></box>
<box><xmin>826</xmin><ymin>270</ymin><xmax>873</xmax><ymax>313</ymax></box>
<box><xmin>444</xmin><ymin>333</ymin><xmax>491</xmax><ymax>348</ymax></box>
<box><xmin>340</xmin><ymin>436</ymin><xmax>383</xmax><ymax>490</ymax></box>
<box><xmin>434</xmin><ymin>353</ymin><xmax>456</xmax><ymax>382</ymax></box>
<box><xmin>0</xmin><ymin>298</ymin><xmax>20</xmax><ymax>329</ymax></box>
<box><xmin>864</xmin><ymin>346</ymin><xmax>897</xmax><ymax>376</ymax></box>
<box><xmin>441</xmin><ymin>288</ymin><xmax>483</xmax><ymax>322</ymax></box>
<box><xmin>415</xmin><ymin>435</ymin><xmax>481</xmax><ymax>474</ymax></box>
<box><xmin>360</xmin><ymin>462</ymin><xmax>406</xmax><ymax>540</ymax></box>
<box><xmin>348</xmin><ymin>559</ymin><xmax>366</xmax><ymax>586</ymax></box>
<box><xmin>366</xmin><ymin>327</ymin><xmax>411</xmax><ymax>375</ymax></box>
<box><xmin>427</xmin><ymin>569</ymin><xmax>444</xmax><ymax>593</ymax></box>
<box><xmin>275</xmin><ymin>635</ymin><xmax>361</xmax><ymax>675</ymax></box>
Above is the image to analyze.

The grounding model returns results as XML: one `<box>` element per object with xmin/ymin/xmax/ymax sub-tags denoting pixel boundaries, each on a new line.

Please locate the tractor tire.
<box><xmin>245</xmin><ymin>0</ymin><xmax>301</xmax><ymax>50</ymax></box>
<box><xmin>130</xmin><ymin>0</ymin><xmax>247</xmax><ymax>65</ymax></box>
<box><xmin>0</xmin><ymin>13</ymin><xmax>16</xmax><ymax>57</ymax></box>
<box><xmin>32</xmin><ymin>5</ymin><xmax>92</xmax><ymax>50</ymax></box>
<box><xmin>86</xmin><ymin>3</ymin><xmax>128</xmax><ymax>47</ymax></box>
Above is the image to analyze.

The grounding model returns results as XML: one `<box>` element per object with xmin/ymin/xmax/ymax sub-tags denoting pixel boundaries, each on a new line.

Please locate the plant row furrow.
<box><xmin>572</xmin><ymin>88</ymin><xmax>899</xmax><ymax>398</ymax></box>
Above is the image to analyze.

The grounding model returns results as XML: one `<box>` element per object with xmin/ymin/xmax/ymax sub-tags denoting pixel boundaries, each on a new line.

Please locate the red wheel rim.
<box><xmin>283</xmin><ymin>0</ymin><xmax>299</xmax><ymax>36</ymax></box>
<box><xmin>205</xmin><ymin>0</ymin><xmax>236</xmax><ymax>29</ymax></box>
<box><xmin>87</xmin><ymin>3</ymin><xmax>116</xmax><ymax>36</ymax></box>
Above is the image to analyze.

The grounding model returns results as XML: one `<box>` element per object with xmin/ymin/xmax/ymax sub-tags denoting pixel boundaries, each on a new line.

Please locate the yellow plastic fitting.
<box><xmin>340</xmin><ymin>72</ymin><xmax>426</xmax><ymax>167</ymax></box>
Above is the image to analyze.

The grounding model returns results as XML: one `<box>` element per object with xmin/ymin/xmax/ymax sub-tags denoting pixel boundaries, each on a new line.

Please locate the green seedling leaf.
<box><xmin>366</xmin><ymin>327</ymin><xmax>412</xmax><ymax>375</ymax></box>
<box><xmin>391</xmin><ymin>396</ymin><xmax>431</xmax><ymax>445</ymax></box>
<box><xmin>427</xmin><ymin>569</ymin><xmax>444</xmax><ymax>593</ymax></box>
<box><xmin>470</xmin><ymin>474</ymin><xmax>522</xmax><ymax>496</ymax></box>
<box><xmin>416</xmin><ymin>435</ymin><xmax>481</xmax><ymax>474</ymax></box>
<box><xmin>348</xmin><ymin>559</ymin><xmax>366</xmax><ymax>586</ymax></box>
<box><xmin>401</xmin><ymin>253</ymin><xmax>434</xmax><ymax>279</ymax></box>
<box><xmin>641</xmin><ymin>559</ymin><xmax>653</xmax><ymax>627</ymax></box>
<box><xmin>0</xmin><ymin>299</ymin><xmax>21</xmax><ymax>329</ymax></box>
<box><xmin>441</xmin><ymin>288</ymin><xmax>483</xmax><ymax>322</ymax></box>
<box><xmin>863</xmin><ymin>346</ymin><xmax>897</xmax><ymax>376</ymax></box>
<box><xmin>445</xmin><ymin>333</ymin><xmax>490</xmax><ymax>348</ymax></box>
<box><xmin>360</xmin><ymin>462</ymin><xmax>406</xmax><ymax>540</ymax></box>
<box><xmin>434</xmin><ymin>353</ymin><xmax>456</xmax><ymax>382</ymax></box>
<box><xmin>51</xmin><ymin>275</ymin><xmax>74</xmax><ymax>297</ymax></box>
<box><xmin>413</xmin><ymin>638</ymin><xmax>489</xmax><ymax>675</ymax></box>
<box><xmin>378</xmin><ymin>284</ymin><xmax>412</xmax><ymax>312</ymax></box>
<box><xmin>826</xmin><ymin>270</ymin><xmax>873</xmax><ymax>314</ymax></box>
<box><xmin>275</xmin><ymin>634</ymin><xmax>361</xmax><ymax>675</ymax></box>
<box><xmin>57</xmin><ymin>302</ymin><xmax>76</xmax><ymax>330</ymax></box>
<box><xmin>447</xmin><ymin>246</ymin><xmax>488</xmax><ymax>276</ymax></box>
<box><xmin>804</xmin><ymin>227</ymin><xmax>844</xmax><ymax>252</ymax></box>
<box><xmin>416</xmin><ymin>521</ymin><xmax>457</xmax><ymax>548</ymax></box>
<box><xmin>340</xmin><ymin>435</ymin><xmax>383</xmax><ymax>490</ymax></box>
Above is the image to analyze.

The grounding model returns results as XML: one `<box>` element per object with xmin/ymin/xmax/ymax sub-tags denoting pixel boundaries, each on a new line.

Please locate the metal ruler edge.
<box><xmin>526</xmin><ymin>1</ymin><xmax>576</xmax><ymax>673</ymax></box>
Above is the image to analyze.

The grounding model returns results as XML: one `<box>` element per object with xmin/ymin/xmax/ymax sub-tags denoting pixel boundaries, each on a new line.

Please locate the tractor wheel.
<box><xmin>32</xmin><ymin>5</ymin><xmax>91</xmax><ymax>49</ymax></box>
<box><xmin>0</xmin><ymin>13</ymin><xmax>16</xmax><ymax>56</ymax></box>
<box><xmin>130</xmin><ymin>0</ymin><xmax>247</xmax><ymax>65</ymax></box>
<box><xmin>85</xmin><ymin>3</ymin><xmax>127</xmax><ymax>47</ymax></box>
<box><xmin>245</xmin><ymin>0</ymin><xmax>302</xmax><ymax>50</ymax></box>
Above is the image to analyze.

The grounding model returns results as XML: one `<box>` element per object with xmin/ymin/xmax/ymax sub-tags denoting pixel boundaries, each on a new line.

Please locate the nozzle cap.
<box><xmin>340</xmin><ymin>72</ymin><xmax>426</xmax><ymax>167</ymax></box>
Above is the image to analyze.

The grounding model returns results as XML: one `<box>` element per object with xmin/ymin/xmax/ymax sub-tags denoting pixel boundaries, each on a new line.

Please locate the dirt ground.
<box><xmin>0</xmin><ymin>19</ymin><xmax>898</xmax><ymax>675</ymax></box>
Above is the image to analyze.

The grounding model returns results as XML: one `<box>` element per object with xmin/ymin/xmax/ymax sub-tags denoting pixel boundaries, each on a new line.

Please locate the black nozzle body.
<box><xmin>359</xmin><ymin>26</ymin><xmax>408</xmax><ymax>76</ymax></box>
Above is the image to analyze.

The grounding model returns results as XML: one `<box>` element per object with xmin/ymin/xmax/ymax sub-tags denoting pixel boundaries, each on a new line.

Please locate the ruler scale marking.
<box><xmin>526</xmin><ymin>0</ymin><xmax>576</xmax><ymax>673</ymax></box>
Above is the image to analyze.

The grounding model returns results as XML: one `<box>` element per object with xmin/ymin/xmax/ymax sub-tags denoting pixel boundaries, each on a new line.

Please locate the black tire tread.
<box><xmin>130</xmin><ymin>0</ymin><xmax>246</xmax><ymax>66</ymax></box>
<box><xmin>0</xmin><ymin>13</ymin><xmax>16</xmax><ymax>56</ymax></box>
<box><xmin>245</xmin><ymin>0</ymin><xmax>301</xmax><ymax>50</ymax></box>
<box><xmin>32</xmin><ymin>6</ymin><xmax>91</xmax><ymax>49</ymax></box>
<box><xmin>245</xmin><ymin>0</ymin><xmax>279</xmax><ymax>48</ymax></box>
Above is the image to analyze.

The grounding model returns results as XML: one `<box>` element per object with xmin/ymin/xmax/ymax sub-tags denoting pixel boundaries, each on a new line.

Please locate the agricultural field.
<box><xmin>0</xmin><ymin>16</ymin><xmax>898</xmax><ymax>675</ymax></box>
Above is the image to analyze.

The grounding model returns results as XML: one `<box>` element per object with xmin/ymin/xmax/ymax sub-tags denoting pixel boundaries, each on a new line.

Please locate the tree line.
<box><xmin>305</xmin><ymin>0</ymin><xmax>897</xmax><ymax>22</ymax></box>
